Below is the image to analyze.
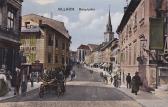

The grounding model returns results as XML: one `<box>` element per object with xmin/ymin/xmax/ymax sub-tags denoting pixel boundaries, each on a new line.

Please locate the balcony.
<box><xmin>0</xmin><ymin>25</ymin><xmax>19</xmax><ymax>42</ymax></box>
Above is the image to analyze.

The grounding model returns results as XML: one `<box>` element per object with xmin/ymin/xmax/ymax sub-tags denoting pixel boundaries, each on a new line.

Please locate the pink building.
<box><xmin>117</xmin><ymin>0</ymin><xmax>167</xmax><ymax>90</ymax></box>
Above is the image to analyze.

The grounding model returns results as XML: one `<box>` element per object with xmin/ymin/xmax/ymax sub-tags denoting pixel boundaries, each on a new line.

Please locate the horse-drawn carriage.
<box><xmin>39</xmin><ymin>71</ymin><xmax>66</xmax><ymax>98</ymax></box>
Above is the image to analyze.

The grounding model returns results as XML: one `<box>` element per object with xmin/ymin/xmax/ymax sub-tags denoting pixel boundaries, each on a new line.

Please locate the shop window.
<box><xmin>48</xmin><ymin>53</ymin><xmax>52</xmax><ymax>63</ymax></box>
<box><xmin>0</xmin><ymin>8</ymin><xmax>2</xmax><ymax>26</ymax></box>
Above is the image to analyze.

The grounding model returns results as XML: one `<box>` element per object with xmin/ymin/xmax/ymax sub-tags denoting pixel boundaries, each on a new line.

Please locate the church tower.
<box><xmin>104</xmin><ymin>8</ymin><xmax>114</xmax><ymax>42</ymax></box>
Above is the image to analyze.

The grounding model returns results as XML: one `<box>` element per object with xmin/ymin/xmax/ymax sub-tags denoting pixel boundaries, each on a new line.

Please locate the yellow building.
<box><xmin>21</xmin><ymin>14</ymin><xmax>71</xmax><ymax>70</ymax></box>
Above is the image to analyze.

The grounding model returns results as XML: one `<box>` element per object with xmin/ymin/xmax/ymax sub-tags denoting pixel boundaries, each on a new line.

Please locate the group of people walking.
<box><xmin>126</xmin><ymin>72</ymin><xmax>142</xmax><ymax>95</ymax></box>
<box><xmin>0</xmin><ymin>65</ymin><xmax>29</xmax><ymax>96</ymax></box>
<box><xmin>101</xmin><ymin>70</ymin><xmax>142</xmax><ymax>95</ymax></box>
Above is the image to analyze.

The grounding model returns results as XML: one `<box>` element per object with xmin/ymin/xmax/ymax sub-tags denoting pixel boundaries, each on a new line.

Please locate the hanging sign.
<box><xmin>149</xmin><ymin>17</ymin><xmax>164</xmax><ymax>50</ymax></box>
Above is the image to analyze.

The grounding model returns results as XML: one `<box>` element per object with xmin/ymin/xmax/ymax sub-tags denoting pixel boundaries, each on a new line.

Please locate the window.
<box><xmin>134</xmin><ymin>13</ymin><xmax>137</xmax><ymax>26</ymax></box>
<box><xmin>129</xmin><ymin>46</ymin><xmax>132</xmax><ymax>65</ymax></box>
<box><xmin>48</xmin><ymin>53</ymin><xmax>52</xmax><ymax>63</ymax></box>
<box><xmin>48</xmin><ymin>34</ymin><xmax>53</xmax><ymax>46</ymax></box>
<box><xmin>30</xmin><ymin>36</ymin><xmax>36</xmax><ymax>46</ymax></box>
<box><xmin>141</xmin><ymin>2</ymin><xmax>145</xmax><ymax>20</ymax></box>
<box><xmin>62</xmin><ymin>56</ymin><xmax>65</xmax><ymax>64</ymax></box>
<box><xmin>0</xmin><ymin>8</ymin><xmax>2</xmax><ymax>25</ymax></box>
<box><xmin>62</xmin><ymin>42</ymin><xmax>65</xmax><ymax>50</ymax></box>
<box><xmin>7</xmin><ymin>9</ymin><xmax>15</xmax><ymax>30</ymax></box>
<box><xmin>55</xmin><ymin>38</ymin><xmax>58</xmax><ymax>48</ymax></box>
<box><xmin>133</xmin><ymin>42</ymin><xmax>137</xmax><ymax>65</ymax></box>
<box><xmin>55</xmin><ymin>55</ymin><xmax>58</xmax><ymax>63</ymax></box>
<box><xmin>66</xmin><ymin>43</ymin><xmax>69</xmax><ymax>50</ymax></box>
<box><xmin>25</xmin><ymin>22</ymin><xmax>30</xmax><ymax>28</ymax></box>
<box><xmin>126</xmin><ymin>48</ymin><xmax>128</xmax><ymax>65</ymax></box>
<box><xmin>32</xmin><ymin>47</ymin><xmax>36</xmax><ymax>51</ymax></box>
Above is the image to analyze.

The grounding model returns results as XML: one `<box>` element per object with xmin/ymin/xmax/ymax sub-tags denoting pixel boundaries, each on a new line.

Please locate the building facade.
<box><xmin>110</xmin><ymin>39</ymin><xmax>120</xmax><ymax>74</ymax></box>
<box><xmin>21</xmin><ymin>14</ymin><xmax>71</xmax><ymax>70</ymax></box>
<box><xmin>77</xmin><ymin>44</ymin><xmax>90</xmax><ymax>63</ymax></box>
<box><xmin>70</xmin><ymin>51</ymin><xmax>77</xmax><ymax>65</ymax></box>
<box><xmin>117</xmin><ymin>0</ymin><xmax>167</xmax><ymax>89</ymax></box>
<box><xmin>84</xmin><ymin>44</ymin><xmax>98</xmax><ymax>65</ymax></box>
<box><xmin>0</xmin><ymin>0</ymin><xmax>23</xmax><ymax>75</ymax></box>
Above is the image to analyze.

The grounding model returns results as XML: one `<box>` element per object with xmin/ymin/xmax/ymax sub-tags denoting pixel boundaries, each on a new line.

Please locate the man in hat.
<box><xmin>131</xmin><ymin>72</ymin><xmax>142</xmax><ymax>95</ymax></box>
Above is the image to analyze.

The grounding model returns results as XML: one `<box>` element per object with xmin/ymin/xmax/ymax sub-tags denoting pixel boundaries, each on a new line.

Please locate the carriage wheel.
<box><xmin>57</xmin><ymin>86</ymin><xmax>62</xmax><ymax>97</ymax></box>
<box><xmin>39</xmin><ymin>85</ymin><xmax>44</xmax><ymax>98</ymax></box>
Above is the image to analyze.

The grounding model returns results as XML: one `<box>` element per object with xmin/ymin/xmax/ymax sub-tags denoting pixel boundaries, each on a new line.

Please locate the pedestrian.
<box><xmin>89</xmin><ymin>70</ymin><xmax>93</xmax><ymax>74</ymax></box>
<box><xmin>43</xmin><ymin>68</ymin><xmax>47</xmax><ymax>74</ymax></box>
<box><xmin>113</xmin><ymin>74</ymin><xmax>119</xmax><ymax>88</ymax></box>
<box><xmin>110</xmin><ymin>76</ymin><xmax>113</xmax><ymax>84</ymax></box>
<box><xmin>0</xmin><ymin>66</ymin><xmax>8</xmax><ymax>96</ymax></box>
<box><xmin>126</xmin><ymin>73</ymin><xmax>131</xmax><ymax>89</ymax></box>
<box><xmin>131</xmin><ymin>72</ymin><xmax>142</xmax><ymax>95</ymax></box>
<box><xmin>15</xmin><ymin>67</ymin><xmax>21</xmax><ymax>96</ymax></box>
<box><xmin>6</xmin><ymin>70</ymin><xmax>12</xmax><ymax>91</ymax></box>
<box><xmin>71</xmin><ymin>70</ymin><xmax>75</xmax><ymax>80</ymax></box>
<box><xmin>21</xmin><ymin>68</ymin><xmax>28</xmax><ymax>96</ymax></box>
<box><xmin>30</xmin><ymin>72</ymin><xmax>34</xmax><ymax>87</ymax></box>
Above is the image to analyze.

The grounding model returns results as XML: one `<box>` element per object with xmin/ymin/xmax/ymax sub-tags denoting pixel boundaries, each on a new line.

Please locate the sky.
<box><xmin>22</xmin><ymin>0</ymin><xmax>128</xmax><ymax>51</ymax></box>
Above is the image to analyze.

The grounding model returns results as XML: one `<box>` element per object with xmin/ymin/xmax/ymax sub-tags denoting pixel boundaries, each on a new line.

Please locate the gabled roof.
<box><xmin>77</xmin><ymin>45</ymin><xmax>90</xmax><ymax>50</ymax></box>
<box><xmin>87</xmin><ymin>44</ymin><xmax>99</xmax><ymax>51</ymax></box>
<box><xmin>22</xmin><ymin>14</ymin><xmax>70</xmax><ymax>39</ymax></box>
<box><xmin>101</xmin><ymin>38</ymin><xmax>118</xmax><ymax>51</ymax></box>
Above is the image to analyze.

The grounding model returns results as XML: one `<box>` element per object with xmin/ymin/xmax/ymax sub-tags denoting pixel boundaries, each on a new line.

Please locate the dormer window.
<box><xmin>25</xmin><ymin>22</ymin><xmax>30</xmax><ymax>28</ymax></box>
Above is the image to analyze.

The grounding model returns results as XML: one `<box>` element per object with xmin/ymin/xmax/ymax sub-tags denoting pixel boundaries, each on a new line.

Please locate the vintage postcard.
<box><xmin>0</xmin><ymin>0</ymin><xmax>168</xmax><ymax>107</ymax></box>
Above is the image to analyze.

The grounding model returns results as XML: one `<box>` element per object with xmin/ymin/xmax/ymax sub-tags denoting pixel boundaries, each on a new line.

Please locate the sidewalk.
<box><xmin>119</xmin><ymin>86</ymin><xmax>168</xmax><ymax>107</ymax></box>
<box><xmin>86</xmin><ymin>66</ymin><xmax>168</xmax><ymax>107</ymax></box>
<box><xmin>0</xmin><ymin>82</ymin><xmax>41</xmax><ymax>101</ymax></box>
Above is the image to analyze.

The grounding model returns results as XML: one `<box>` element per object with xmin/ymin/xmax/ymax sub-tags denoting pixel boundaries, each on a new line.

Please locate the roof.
<box><xmin>94</xmin><ymin>42</ymin><xmax>107</xmax><ymax>52</ymax></box>
<box><xmin>77</xmin><ymin>45</ymin><xmax>90</xmax><ymax>50</ymax></box>
<box><xmin>21</xmin><ymin>26</ymin><xmax>40</xmax><ymax>33</ymax></box>
<box><xmin>116</xmin><ymin>0</ymin><xmax>141</xmax><ymax>33</ymax></box>
<box><xmin>22</xmin><ymin>14</ymin><xmax>70</xmax><ymax>39</ymax></box>
<box><xmin>87</xmin><ymin>44</ymin><xmax>99</xmax><ymax>51</ymax></box>
<box><xmin>101</xmin><ymin>38</ymin><xmax>118</xmax><ymax>51</ymax></box>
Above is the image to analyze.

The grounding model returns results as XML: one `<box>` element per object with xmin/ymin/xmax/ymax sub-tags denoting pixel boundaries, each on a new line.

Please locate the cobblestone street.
<box><xmin>0</xmin><ymin>66</ymin><xmax>142</xmax><ymax>107</ymax></box>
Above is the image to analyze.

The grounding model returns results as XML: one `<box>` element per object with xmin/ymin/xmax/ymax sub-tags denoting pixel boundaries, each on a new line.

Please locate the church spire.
<box><xmin>104</xmin><ymin>6</ymin><xmax>114</xmax><ymax>42</ymax></box>
<box><xmin>106</xmin><ymin>7</ymin><xmax>112</xmax><ymax>32</ymax></box>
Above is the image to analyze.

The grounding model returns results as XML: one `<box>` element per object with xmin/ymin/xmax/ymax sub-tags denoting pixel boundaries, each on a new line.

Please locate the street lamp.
<box><xmin>137</xmin><ymin>37</ymin><xmax>148</xmax><ymax>90</ymax></box>
<box><xmin>137</xmin><ymin>37</ymin><xmax>147</xmax><ymax>64</ymax></box>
